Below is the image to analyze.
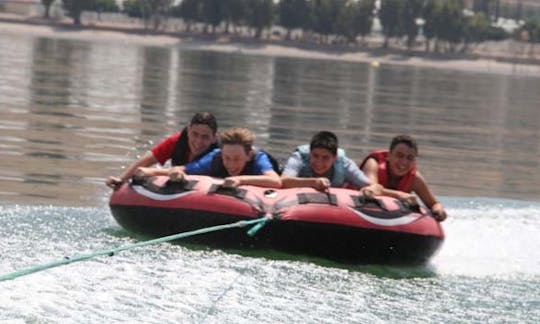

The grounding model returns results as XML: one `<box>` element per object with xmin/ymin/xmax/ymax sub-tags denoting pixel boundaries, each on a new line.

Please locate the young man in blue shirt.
<box><xmin>171</xmin><ymin>127</ymin><xmax>281</xmax><ymax>188</ymax></box>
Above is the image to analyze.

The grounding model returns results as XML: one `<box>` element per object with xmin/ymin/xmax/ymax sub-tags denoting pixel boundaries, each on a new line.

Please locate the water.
<box><xmin>1</xmin><ymin>32</ymin><xmax>539</xmax><ymax>322</ymax></box>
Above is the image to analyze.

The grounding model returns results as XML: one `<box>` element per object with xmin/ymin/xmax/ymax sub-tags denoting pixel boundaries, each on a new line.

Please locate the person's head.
<box><xmin>387</xmin><ymin>135</ymin><xmax>418</xmax><ymax>177</ymax></box>
<box><xmin>219</xmin><ymin>128</ymin><xmax>255</xmax><ymax>176</ymax></box>
<box><xmin>309</xmin><ymin>131</ymin><xmax>339</xmax><ymax>176</ymax></box>
<box><xmin>187</xmin><ymin>112</ymin><xmax>218</xmax><ymax>157</ymax></box>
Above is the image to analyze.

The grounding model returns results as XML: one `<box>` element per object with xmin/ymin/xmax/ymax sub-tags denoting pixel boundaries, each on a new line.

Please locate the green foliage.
<box><xmin>62</xmin><ymin>0</ymin><xmax>96</xmax><ymax>24</ymax></box>
<box><xmin>123</xmin><ymin>0</ymin><xmax>144</xmax><ymax>18</ymax></box>
<box><xmin>437</xmin><ymin>0</ymin><xmax>465</xmax><ymax>45</ymax></box>
<box><xmin>334</xmin><ymin>0</ymin><xmax>375</xmax><ymax>42</ymax></box>
<box><xmin>422</xmin><ymin>0</ymin><xmax>441</xmax><ymax>41</ymax></box>
<box><xmin>420</xmin><ymin>0</ymin><xmax>466</xmax><ymax>48</ymax></box>
<box><xmin>518</xmin><ymin>19</ymin><xmax>540</xmax><ymax>43</ymax></box>
<box><xmin>379</xmin><ymin>0</ymin><xmax>403</xmax><ymax>40</ymax></box>
<box><xmin>223</xmin><ymin>0</ymin><xmax>248</xmax><ymax>29</ymax></box>
<box><xmin>278</xmin><ymin>0</ymin><xmax>310</xmax><ymax>33</ymax></box>
<box><xmin>171</xmin><ymin>0</ymin><xmax>200</xmax><ymax>21</ymax></box>
<box><xmin>122</xmin><ymin>0</ymin><xmax>173</xmax><ymax>29</ymax></box>
<box><xmin>484</xmin><ymin>25</ymin><xmax>508</xmax><ymax>41</ymax></box>
<box><xmin>311</xmin><ymin>0</ymin><xmax>345</xmax><ymax>37</ymax></box>
<box><xmin>95</xmin><ymin>0</ymin><xmax>119</xmax><ymax>12</ymax></box>
<box><xmin>402</xmin><ymin>0</ymin><xmax>424</xmax><ymax>48</ymax></box>
<box><xmin>246</xmin><ymin>0</ymin><xmax>274</xmax><ymax>38</ymax></box>
<box><xmin>201</xmin><ymin>0</ymin><xmax>224</xmax><ymax>31</ymax></box>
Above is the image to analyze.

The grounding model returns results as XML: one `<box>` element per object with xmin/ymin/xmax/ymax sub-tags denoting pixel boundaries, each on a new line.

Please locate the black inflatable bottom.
<box><xmin>110</xmin><ymin>205</ymin><xmax>442</xmax><ymax>265</ymax></box>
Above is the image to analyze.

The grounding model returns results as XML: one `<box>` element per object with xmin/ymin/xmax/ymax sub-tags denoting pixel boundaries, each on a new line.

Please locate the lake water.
<box><xmin>0</xmin><ymin>33</ymin><xmax>539</xmax><ymax>323</ymax></box>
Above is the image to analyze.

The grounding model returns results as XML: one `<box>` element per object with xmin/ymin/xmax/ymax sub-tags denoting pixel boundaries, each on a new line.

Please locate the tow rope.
<box><xmin>0</xmin><ymin>217</ymin><xmax>269</xmax><ymax>282</ymax></box>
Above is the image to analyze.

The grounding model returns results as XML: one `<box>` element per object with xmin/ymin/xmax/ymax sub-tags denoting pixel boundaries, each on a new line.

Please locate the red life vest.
<box><xmin>359</xmin><ymin>150</ymin><xmax>416</xmax><ymax>193</ymax></box>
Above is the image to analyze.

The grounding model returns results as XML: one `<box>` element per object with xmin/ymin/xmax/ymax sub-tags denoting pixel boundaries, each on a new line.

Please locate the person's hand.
<box><xmin>134</xmin><ymin>167</ymin><xmax>154</xmax><ymax>178</ymax></box>
<box><xmin>398</xmin><ymin>192</ymin><xmax>418</xmax><ymax>206</ymax></box>
<box><xmin>168</xmin><ymin>167</ymin><xmax>186</xmax><ymax>182</ymax></box>
<box><xmin>313</xmin><ymin>178</ymin><xmax>331</xmax><ymax>191</ymax></box>
<box><xmin>105</xmin><ymin>176</ymin><xmax>123</xmax><ymax>190</ymax></box>
<box><xmin>432</xmin><ymin>206</ymin><xmax>447</xmax><ymax>222</ymax></box>
<box><xmin>223</xmin><ymin>177</ymin><xmax>241</xmax><ymax>188</ymax></box>
<box><xmin>359</xmin><ymin>184</ymin><xmax>382</xmax><ymax>198</ymax></box>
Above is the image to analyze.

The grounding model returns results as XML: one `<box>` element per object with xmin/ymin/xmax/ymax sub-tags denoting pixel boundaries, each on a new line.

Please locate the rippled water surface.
<box><xmin>1</xmin><ymin>32</ymin><xmax>539</xmax><ymax>323</ymax></box>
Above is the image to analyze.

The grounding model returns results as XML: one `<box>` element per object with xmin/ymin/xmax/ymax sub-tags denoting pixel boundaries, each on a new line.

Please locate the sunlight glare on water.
<box><xmin>432</xmin><ymin>198</ymin><xmax>540</xmax><ymax>278</ymax></box>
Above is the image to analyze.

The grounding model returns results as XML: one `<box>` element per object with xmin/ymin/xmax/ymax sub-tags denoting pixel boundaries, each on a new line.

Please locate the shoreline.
<box><xmin>1</xmin><ymin>14</ymin><xmax>539</xmax><ymax>77</ymax></box>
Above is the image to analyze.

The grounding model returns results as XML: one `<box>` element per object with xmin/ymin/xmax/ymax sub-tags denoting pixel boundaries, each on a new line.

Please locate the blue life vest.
<box><xmin>296</xmin><ymin>144</ymin><xmax>346</xmax><ymax>187</ymax></box>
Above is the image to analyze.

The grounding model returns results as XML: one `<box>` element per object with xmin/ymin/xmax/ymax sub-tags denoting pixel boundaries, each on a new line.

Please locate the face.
<box><xmin>387</xmin><ymin>143</ymin><xmax>417</xmax><ymax>177</ymax></box>
<box><xmin>187</xmin><ymin>124</ymin><xmax>216</xmax><ymax>157</ymax></box>
<box><xmin>221</xmin><ymin>144</ymin><xmax>250</xmax><ymax>176</ymax></box>
<box><xmin>309</xmin><ymin>148</ymin><xmax>337</xmax><ymax>176</ymax></box>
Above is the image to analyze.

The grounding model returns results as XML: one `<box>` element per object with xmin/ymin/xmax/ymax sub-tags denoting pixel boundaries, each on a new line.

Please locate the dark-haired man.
<box><xmin>360</xmin><ymin>134</ymin><xmax>447</xmax><ymax>222</ymax></box>
<box><xmin>281</xmin><ymin>131</ymin><xmax>379</xmax><ymax>195</ymax></box>
<box><xmin>105</xmin><ymin>112</ymin><xmax>218</xmax><ymax>190</ymax></box>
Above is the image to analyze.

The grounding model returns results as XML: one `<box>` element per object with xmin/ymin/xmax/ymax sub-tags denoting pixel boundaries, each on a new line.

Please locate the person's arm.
<box><xmin>281</xmin><ymin>176</ymin><xmax>330</xmax><ymax>190</ymax></box>
<box><xmin>411</xmin><ymin>171</ymin><xmax>447</xmax><ymax>222</ymax></box>
<box><xmin>106</xmin><ymin>151</ymin><xmax>159</xmax><ymax>189</ymax></box>
<box><xmin>279</xmin><ymin>151</ymin><xmax>328</xmax><ymax>190</ymax></box>
<box><xmin>361</xmin><ymin>157</ymin><xmax>379</xmax><ymax>184</ymax></box>
<box><xmin>344</xmin><ymin>157</ymin><xmax>371</xmax><ymax>188</ymax></box>
<box><xmin>183</xmin><ymin>149</ymin><xmax>218</xmax><ymax>175</ymax></box>
<box><xmin>224</xmin><ymin>170</ymin><xmax>282</xmax><ymax>188</ymax></box>
<box><xmin>106</xmin><ymin>132</ymin><xmax>182</xmax><ymax>189</ymax></box>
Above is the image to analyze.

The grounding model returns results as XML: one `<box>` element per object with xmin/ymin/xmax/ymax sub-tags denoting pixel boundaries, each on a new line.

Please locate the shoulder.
<box><xmin>284</xmin><ymin>150</ymin><xmax>303</xmax><ymax>163</ymax></box>
<box><xmin>208</xmin><ymin>148</ymin><xmax>221</xmax><ymax>157</ymax></box>
<box><xmin>341</xmin><ymin>156</ymin><xmax>356</xmax><ymax>167</ymax></box>
<box><xmin>199</xmin><ymin>148</ymin><xmax>221</xmax><ymax>163</ymax></box>
<box><xmin>363</xmin><ymin>157</ymin><xmax>378</xmax><ymax>169</ymax></box>
<box><xmin>168</xmin><ymin>131</ymin><xmax>183</xmax><ymax>141</ymax></box>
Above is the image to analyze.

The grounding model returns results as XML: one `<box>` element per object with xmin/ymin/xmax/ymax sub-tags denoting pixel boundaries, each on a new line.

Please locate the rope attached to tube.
<box><xmin>0</xmin><ymin>217</ymin><xmax>269</xmax><ymax>283</ymax></box>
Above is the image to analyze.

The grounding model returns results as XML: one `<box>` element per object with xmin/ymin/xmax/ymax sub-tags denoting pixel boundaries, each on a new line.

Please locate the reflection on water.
<box><xmin>0</xmin><ymin>35</ymin><xmax>539</xmax><ymax>206</ymax></box>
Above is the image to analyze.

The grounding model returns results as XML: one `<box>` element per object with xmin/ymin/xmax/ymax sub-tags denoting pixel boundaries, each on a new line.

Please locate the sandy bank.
<box><xmin>1</xmin><ymin>16</ymin><xmax>539</xmax><ymax>77</ymax></box>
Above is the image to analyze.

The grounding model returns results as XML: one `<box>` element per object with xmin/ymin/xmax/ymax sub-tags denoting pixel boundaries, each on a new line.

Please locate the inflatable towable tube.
<box><xmin>109</xmin><ymin>175</ymin><xmax>444</xmax><ymax>264</ymax></box>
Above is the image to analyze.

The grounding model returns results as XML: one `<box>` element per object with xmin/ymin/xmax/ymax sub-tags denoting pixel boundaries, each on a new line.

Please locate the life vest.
<box><xmin>359</xmin><ymin>150</ymin><xmax>416</xmax><ymax>192</ymax></box>
<box><xmin>209</xmin><ymin>148</ymin><xmax>281</xmax><ymax>178</ymax></box>
<box><xmin>296</xmin><ymin>144</ymin><xmax>346</xmax><ymax>187</ymax></box>
<box><xmin>171</xmin><ymin>127</ymin><xmax>219</xmax><ymax>166</ymax></box>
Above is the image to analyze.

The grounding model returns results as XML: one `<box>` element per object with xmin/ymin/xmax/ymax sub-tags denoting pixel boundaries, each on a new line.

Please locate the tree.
<box><xmin>278</xmin><ymin>0</ymin><xmax>310</xmax><ymax>39</ymax></box>
<box><xmin>355</xmin><ymin>0</ymin><xmax>376</xmax><ymax>40</ymax></box>
<box><xmin>379</xmin><ymin>0</ymin><xmax>403</xmax><ymax>48</ymax></box>
<box><xmin>401</xmin><ymin>0</ymin><xmax>424</xmax><ymax>50</ymax></box>
<box><xmin>334</xmin><ymin>0</ymin><xmax>375</xmax><ymax>43</ymax></box>
<box><xmin>246</xmin><ymin>0</ymin><xmax>274</xmax><ymax>38</ymax></box>
<box><xmin>436</xmin><ymin>0</ymin><xmax>465</xmax><ymax>52</ymax></box>
<box><xmin>62</xmin><ymin>0</ymin><xmax>95</xmax><ymax>25</ymax></box>
<box><xmin>222</xmin><ymin>0</ymin><xmax>247</xmax><ymax>34</ymax></box>
<box><xmin>518</xmin><ymin>19</ymin><xmax>540</xmax><ymax>57</ymax></box>
<box><xmin>201</xmin><ymin>0</ymin><xmax>224</xmax><ymax>33</ymax></box>
<box><xmin>422</xmin><ymin>0</ymin><xmax>439</xmax><ymax>52</ymax></box>
<box><xmin>95</xmin><ymin>0</ymin><xmax>119</xmax><ymax>13</ymax></box>
<box><xmin>311</xmin><ymin>0</ymin><xmax>345</xmax><ymax>43</ymax></box>
<box><xmin>461</xmin><ymin>12</ymin><xmax>490</xmax><ymax>52</ymax></box>
<box><xmin>42</xmin><ymin>0</ymin><xmax>55</xmax><ymax>19</ymax></box>
<box><xmin>172</xmin><ymin>0</ymin><xmax>201</xmax><ymax>32</ymax></box>
<box><xmin>123</xmin><ymin>0</ymin><xmax>144</xmax><ymax>18</ymax></box>
<box><xmin>62</xmin><ymin>0</ymin><xmax>118</xmax><ymax>24</ymax></box>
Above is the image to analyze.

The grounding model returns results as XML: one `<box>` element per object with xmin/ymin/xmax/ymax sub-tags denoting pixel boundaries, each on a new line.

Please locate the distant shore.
<box><xmin>1</xmin><ymin>12</ymin><xmax>539</xmax><ymax>77</ymax></box>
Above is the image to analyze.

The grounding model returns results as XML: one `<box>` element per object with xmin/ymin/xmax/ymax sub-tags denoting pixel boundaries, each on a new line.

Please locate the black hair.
<box><xmin>310</xmin><ymin>131</ymin><xmax>338</xmax><ymax>155</ymax></box>
<box><xmin>190</xmin><ymin>112</ymin><xmax>218</xmax><ymax>134</ymax></box>
<box><xmin>389</xmin><ymin>135</ymin><xmax>418</xmax><ymax>154</ymax></box>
